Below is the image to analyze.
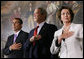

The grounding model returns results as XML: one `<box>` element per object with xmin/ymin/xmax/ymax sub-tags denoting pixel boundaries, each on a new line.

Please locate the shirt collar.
<box><xmin>14</xmin><ymin>30</ymin><xmax>21</xmax><ymax>36</ymax></box>
<box><xmin>37</xmin><ymin>21</ymin><xmax>45</xmax><ymax>28</ymax></box>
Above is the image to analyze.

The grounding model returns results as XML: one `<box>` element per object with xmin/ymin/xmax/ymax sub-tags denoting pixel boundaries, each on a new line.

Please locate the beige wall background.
<box><xmin>1</xmin><ymin>1</ymin><xmax>83</xmax><ymax>58</ymax></box>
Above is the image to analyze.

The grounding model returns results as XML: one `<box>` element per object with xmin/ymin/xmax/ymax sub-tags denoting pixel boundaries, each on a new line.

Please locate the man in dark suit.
<box><xmin>24</xmin><ymin>7</ymin><xmax>58</xmax><ymax>58</ymax></box>
<box><xmin>3</xmin><ymin>18</ymin><xmax>28</xmax><ymax>58</ymax></box>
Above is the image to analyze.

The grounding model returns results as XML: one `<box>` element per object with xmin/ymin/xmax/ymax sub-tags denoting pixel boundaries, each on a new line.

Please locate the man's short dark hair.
<box><xmin>14</xmin><ymin>18</ymin><xmax>23</xmax><ymax>24</ymax></box>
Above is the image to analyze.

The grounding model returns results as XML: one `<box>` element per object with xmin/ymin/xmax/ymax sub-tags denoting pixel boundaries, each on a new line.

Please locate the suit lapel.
<box><xmin>38</xmin><ymin>22</ymin><xmax>47</xmax><ymax>35</ymax></box>
<box><xmin>15</xmin><ymin>30</ymin><xmax>23</xmax><ymax>43</ymax></box>
<box><xmin>69</xmin><ymin>23</ymin><xmax>74</xmax><ymax>31</ymax></box>
<box><xmin>11</xmin><ymin>34</ymin><xmax>14</xmax><ymax>43</ymax></box>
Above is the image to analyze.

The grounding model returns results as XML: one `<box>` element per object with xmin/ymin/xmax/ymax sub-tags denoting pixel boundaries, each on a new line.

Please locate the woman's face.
<box><xmin>61</xmin><ymin>9</ymin><xmax>71</xmax><ymax>23</ymax></box>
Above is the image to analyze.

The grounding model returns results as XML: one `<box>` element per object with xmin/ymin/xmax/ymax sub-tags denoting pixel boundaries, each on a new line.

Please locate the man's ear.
<box><xmin>42</xmin><ymin>14</ymin><xmax>46</xmax><ymax>20</ymax></box>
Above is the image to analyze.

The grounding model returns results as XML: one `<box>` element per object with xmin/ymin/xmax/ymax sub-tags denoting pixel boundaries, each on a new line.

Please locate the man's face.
<box><xmin>12</xmin><ymin>19</ymin><xmax>22</xmax><ymax>32</ymax></box>
<box><xmin>34</xmin><ymin>9</ymin><xmax>44</xmax><ymax>23</ymax></box>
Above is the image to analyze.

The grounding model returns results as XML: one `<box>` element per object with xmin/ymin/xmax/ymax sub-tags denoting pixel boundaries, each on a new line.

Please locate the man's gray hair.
<box><xmin>36</xmin><ymin>7</ymin><xmax>47</xmax><ymax>20</ymax></box>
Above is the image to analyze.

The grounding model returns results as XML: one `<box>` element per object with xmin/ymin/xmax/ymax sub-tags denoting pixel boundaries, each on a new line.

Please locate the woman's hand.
<box><xmin>58</xmin><ymin>31</ymin><xmax>74</xmax><ymax>44</ymax></box>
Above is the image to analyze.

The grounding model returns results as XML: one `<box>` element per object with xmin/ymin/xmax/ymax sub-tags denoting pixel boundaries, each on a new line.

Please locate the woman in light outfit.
<box><xmin>50</xmin><ymin>6</ymin><xmax>83</xmax><ymax>58</ymax></box>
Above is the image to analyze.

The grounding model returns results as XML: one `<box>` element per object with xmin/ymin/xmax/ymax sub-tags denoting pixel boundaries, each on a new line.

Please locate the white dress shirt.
<box><xmin>50</xmin><ymin>23</ymin><xmax>83</xmax><ymax>58</ymax></box>
<box><xmin>37</xmin><ymin>21</ymin><xmax>45</xmax><ymax>34</ymax></box>
<box><xmin>14</xmin><ymin>30</ymin><xmax>21</xmax><ymax>36</ymax></box>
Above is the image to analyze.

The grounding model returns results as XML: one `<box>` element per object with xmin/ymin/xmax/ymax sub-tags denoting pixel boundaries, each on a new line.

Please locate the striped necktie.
<box><xmin>13</xmin><ymin>34</ymin><xmax>17</xmax><ymax>43</ymax></box>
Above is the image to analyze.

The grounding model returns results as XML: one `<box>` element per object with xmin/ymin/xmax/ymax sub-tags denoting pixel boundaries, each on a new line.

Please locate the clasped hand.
<box><xmin>30</xmin><ymin>35</ymin><xmax>41</xmax><ymax>42</ymax></box>
<box><xmin>10</xmin><ymin>42</ymin><xmax>22</xmax><ymax>50</ymax></box>
<box><xmin>58</xmin><ymin>31</ymin><xmax>74</xmax><ymax>44</ymax></box>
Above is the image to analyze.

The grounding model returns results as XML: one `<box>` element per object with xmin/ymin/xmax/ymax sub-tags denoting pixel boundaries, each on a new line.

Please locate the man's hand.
<box><xmin>9</xmin><ymin>42</ymin><xmax>22</xmax><ymax>50</ymax></box>
<box><xmin>30</xmin><ymin>36</ymin><xmax>35</xmax><ymax>42</ymax></box>
<box><xmin>35</xmin><ymin>35</ymin><xmax>41</xmax><ymax>40</ymax></box>
<box><xmin>30</xmin><ymin>35</ymin><xmax>41</xmax><ymax>42</ymax></box>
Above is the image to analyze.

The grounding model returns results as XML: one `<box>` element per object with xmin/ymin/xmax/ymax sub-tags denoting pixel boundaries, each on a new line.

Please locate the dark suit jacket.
<box><xmin>3</xmin><ymin>30</ymin><xmax>28</xmax><ymax>58</ymax></box>
<box><xmin>24</xmin><ymin>22</ymin><xmax>58</xmax><ymax>58</ymax></box>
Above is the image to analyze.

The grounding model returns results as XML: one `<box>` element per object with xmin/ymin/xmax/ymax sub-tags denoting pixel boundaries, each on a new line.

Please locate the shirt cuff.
<box><xmin>55</xmin><ymin>39</ymin><xmax>61</xmax><ymax>47</ymax></box>
<box><xmin>9</xmin><ymin>46</ymin><xmax>12</xmax><ymax>51</ymax></box>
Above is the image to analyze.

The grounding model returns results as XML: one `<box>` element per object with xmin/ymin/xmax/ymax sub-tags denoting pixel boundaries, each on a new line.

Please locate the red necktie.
<box><xmin>33</xmin><ymin>26</ymin><xmax>39</xmax><ymax>46</ymax></box>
